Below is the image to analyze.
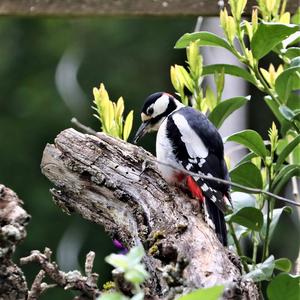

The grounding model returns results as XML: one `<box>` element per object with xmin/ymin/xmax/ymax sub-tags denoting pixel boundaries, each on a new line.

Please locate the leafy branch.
<box><xmin>168</xmin><ymin>0</ymin><xmax>299</xmax><ymax>296</ymax></box>
<box><xmin>85</xmin><ymin>0</ymin><xmax>299</xmax><ymax>297</ymax></box>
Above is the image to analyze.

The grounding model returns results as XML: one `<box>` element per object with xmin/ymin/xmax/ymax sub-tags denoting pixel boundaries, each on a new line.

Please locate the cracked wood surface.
<box><xmin>0</xmin><ymin>184</ymin><xmax>30</xmax><ymax>300</ymax></box>
<box><xmin>41</xmin><ymin>128</ymin><xmax>259</xmax><ymax>299</ymax></box>
<box><xmin>0</xmin><ymin>0</ymin><xmax>298</xmax><ymax>16</ymax></box>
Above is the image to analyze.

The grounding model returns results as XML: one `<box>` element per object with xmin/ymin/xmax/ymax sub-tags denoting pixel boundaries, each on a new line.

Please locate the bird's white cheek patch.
<box><xmin>152</xmin><ymin>94</ymin><xmax>169</xmax><ymax>117</ymax></box>
<box><xmin>172</xmin><ymin>114</ymin><xmax>209</xmax><ymax>158</ymax></box>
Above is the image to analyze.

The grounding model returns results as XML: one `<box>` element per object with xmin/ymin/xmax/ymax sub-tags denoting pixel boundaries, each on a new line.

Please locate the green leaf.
<box><xmin>236</xmin><ymin>152</ymin><xmax>257</xmax><ymax>166</ymax></box>
<box><xmin>230</xmin><ymin>162</ymin><xmax>263</xmax><ymax>190</ymax></box>
<box><xmin>292</xmin><ymin>7</ymin><xmax>300</xmax><ymax>24</ymax></box>
<box><xmin>126</xmin><ymin>244</ymin><xmax>145</xmax><ymax>266</ymax></box>
<box><xmin>275</xmin><ymin>135</ymin><xmax>300</xmax><ymax>172</ymax></box>
<box><xmin>124</xmin><ymin>265</ymin><xmax>148</xmax><ymax>285</ymax></box>
<box><xmin>175</xmin><ymin>65</ymin><xmax>194</xmax><ymax>92</ymax></box>
<box><xmin>251</xmin><ymin>22</ymin><xmax>299</xmax><ymax>59</ymax></box>
<box><xmin>245</xmin><ymin>255</ymin><xmax>275</xmax><ymax>282</ymax></box>
<box><xmin>261</xmin><ymin>207</ymin><xmax>292</xmax><ymax>240</ymax></box>
<box><xmin>208</xmin><ymin>96</ymin><xmax>250</xmax><ymax>128</ymax></box>
<box><xmin>267</xmin><ymin>273</ymin><xmax>300</xmax><ymax>300</ymax></box>
<box><xmin>234</xmin><ymin>224</ymin><xmax>250</xmax><ymax>240</ymax></box>
<box><xmin>273</xmin><ymin>165</ymin><xmax>300</xmax><ymax>195</ymax></box>
<box><xmin>131</xmin><ymin>292</ymin><xmax>145</xmax><ymax>300</ymax></box>
<box><xmin>205</xmin><ymin>85</ymin><xmax>217</xmax><ymax>112</ymax></box>
<box><xmin>287</xmin><ymin>92</ymin><xmax>300</xmax><ymax>111</ymax></box>
<box><xmin>282</xmin><ymin>47</ymin><xmax>300</xmax><ymax>59</ymax></box>
<box><xmin>279</xmin><ymin>105</ymin><xmax>296</xmax><ymax>121</ymax></box>
<box><xmin>273</xmin><ymin>164</ymin><xmax>300</xmax><ymax>190</ymax></box>
<box><xmin>275</xmin><ymin>66</ymin><xmax>300</xmax><ymax>102</ymax></box>
<box><xmin>264</xmin><ymin>96</ymin><xmax>286</xmax><ymax>127</ymax></box>
<box><xmin>177</xmin><ymin>285</ymin><xmax>224</xmax><ymax>300</ymax></box>
<box><xmin>291</xmin><ymin>56</ymin><xmax>300</xmax><ymax>67</ymax></box>
<box><xmin>105</xmin><ymin>244</ymin><xmax>146</xmax><ymax>271</ymax></box>
<box><xmin>283</xmin><ymin>31</ymin><xmax>300</xmax><ymax>47</ymax></box>
<box><xmin>274</xmin><ymin>258</ymin><xmax>292</xmax><ymax>272</ymax></box>
<box><xmin>105</xmin><ymin>253</ymin><xmax>129</xmax><ymax>270</ymax></box>
<box><xmin>226</xmin><ymin>130</ymin><xmax>268</xmax><ymax>158</ymax></box>
<box><xmin>97</xmin><ymin>292</ymin><xmax>129</xmax><ymax>300</ymax></box>
<box><xmin>229</xmin><ymin>207</ymin><xmax>263</xmax><ymax>231</ymax></box>
<box><xmin>203</xmin><ymin>64</ymin><xmax>256</xmax><ymax>85</ymax></box>
<box><xmin>175</xmin><ymin>31</ymin><xmax>232</xmax><ymax>52</ymax></box>
<box><xmin>231</xmin><ymin>192</ymin><xmax>256</xmax><ymax>213</ymax></box>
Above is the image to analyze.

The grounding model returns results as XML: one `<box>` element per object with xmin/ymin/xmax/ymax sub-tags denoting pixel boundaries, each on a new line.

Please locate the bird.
<box><xmin>133</xmin><ymin>92</ymin><xmax>231</xmax><ymax>246</ymax></box>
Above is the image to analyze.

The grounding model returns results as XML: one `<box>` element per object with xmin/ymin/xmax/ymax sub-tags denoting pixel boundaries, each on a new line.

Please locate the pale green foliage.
<box><xmin>97</xmin><ymin>245</ymin><xmax>149</xmax><ymax>300</ymax></box>
<box><xmin>170</xmin><ymin>40</ymin><xmax>225</xmax><ymax>113</ymax></box>
<box><xmin>268</xmin><ymin>122</ymin><xmax>279</xmax><ymax>155</ymax></box>
<box><xmin>95</xmin><ymin>0</ymin><xmax>299</xmax><ymax>298</ymax></box>
<box><xmin>93</xmin><ymin>83</ymin><xmax>134</xmax><ymax>141</ymax></box>
<box><xmin>172</xmin><ymin>0</ymin><xmax>299</xmax><ymax>296</ymax></box>
<box><xmin>177</xmin><ymin>285</ymin><xmax>224</xmax><ymax>300</ymax></box>
<box><xmin>220</xmin><ymin>8</ymin><xmax>236</xmax><ymax>43</ymax></box>
<box><xmin>98</xmin><ymin>293</ymin><xmax>128</xmax><ymax>300</ymax></box>
<box><xmin>170</xmin><ymin>64</ymin><xmax>194</xmax><ymax>105</ymax></box>
<box><xmin>105</xmin><ymin>245</ymin><xmax>149</xmax><ymax>285</ymax></box>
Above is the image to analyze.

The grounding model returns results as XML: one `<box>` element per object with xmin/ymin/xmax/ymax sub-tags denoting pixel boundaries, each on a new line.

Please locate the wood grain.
<box><xmin>41</xmin><ymin>128</ymin><xmax>259</xmax><ymax>299</ymax></box>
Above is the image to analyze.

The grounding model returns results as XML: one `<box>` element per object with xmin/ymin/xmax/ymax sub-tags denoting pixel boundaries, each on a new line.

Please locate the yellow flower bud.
<box><xmin>227</xmin><ymin>16</ymin><xmax>236</xmax><ymax>43</ymax></box>
<box><xmin>266</xmin><ymin>0</ymin><xmax>276</xmax><ymax>13</ymax></box>
<box><xmin>252</xmin><ymin>8</ymin><xmax>258</xmax><ymax>33</ymax></box>
<box><xmin>279</xmin><ymin>12</ymin><xmax>290</xmax><ymax>24</ymax></box>
<box><xmin>187</xmin><ymin>41</ymin><xmax>202</xmax><ymax>79</ymax></box>
<box><xmin>244</xmin><ymin>20</ymin><xmax>253</xmax><ymax>40</ymax></box>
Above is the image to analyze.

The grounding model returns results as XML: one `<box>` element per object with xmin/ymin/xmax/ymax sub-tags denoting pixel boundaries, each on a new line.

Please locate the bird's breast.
<box><xmin>156</xmin><ymin>119</ymin><xmax>182</xmax><ymax>184</ymax></box>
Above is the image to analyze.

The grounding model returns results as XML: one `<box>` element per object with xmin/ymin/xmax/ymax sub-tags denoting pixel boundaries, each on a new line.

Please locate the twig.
<box><xmin>228</xmin><ymin>221</ymin><xmax>249</xmax><ymax>273</ymax></box>
<box><xmin>28</xmin><ymin>270</ymin><xmax>56</xmax><ymax>300</ymax></box>
<box><xmin>20</xmin><ymin>247</ymin><xmax>101</xmax><ymax>299</ymax></box>
<box><xmin>71</xmin><ymin>118</ymin><xmax>98</xmax><ymax>136</ymax></box>
<box><xmin>71</xmin><ymin>118</ymin><xmax>300</xmax><ymax>208</ymax></box>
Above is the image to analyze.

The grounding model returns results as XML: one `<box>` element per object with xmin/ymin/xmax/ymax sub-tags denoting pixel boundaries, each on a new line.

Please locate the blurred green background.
<box><xmin>0</xmin><ymin>16</ymin><xmax>299</xmax><ymax>299</ymax></box>
<box><xmin>0</xmin><ymin>16</ymin><xmax>194</xmax><ymax>299</ymax></box>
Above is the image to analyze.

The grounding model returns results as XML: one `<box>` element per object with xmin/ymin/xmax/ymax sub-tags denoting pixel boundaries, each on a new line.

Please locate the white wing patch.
<box><xmin>172</xmin><ymin>113</ymin><xmax>209</xmax><ymax>158</ymax></box>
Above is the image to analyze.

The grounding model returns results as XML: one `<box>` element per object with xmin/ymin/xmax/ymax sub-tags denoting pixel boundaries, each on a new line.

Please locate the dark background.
<box><xmin>0</xmin><ymin>17</ymin><xmax>299</xmax><ymax>299</ymax></box>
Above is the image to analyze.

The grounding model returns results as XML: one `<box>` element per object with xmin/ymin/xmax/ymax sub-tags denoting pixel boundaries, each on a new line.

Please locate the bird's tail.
<box><xmin>185</xmin><ymin>175</ymin><xmax>228</xmax><ymax>246</ymax></box>
<box><xmin>203</xmin><ymin>199</ymin><xmax>227</xmax><ymax>246</ymax></box>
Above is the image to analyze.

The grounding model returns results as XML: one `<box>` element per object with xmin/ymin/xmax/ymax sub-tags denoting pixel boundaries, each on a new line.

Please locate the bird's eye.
<box><xmin>147</xmin><ymin>107</ymin><xmax>154</xmax><ymax>115</ymax></box>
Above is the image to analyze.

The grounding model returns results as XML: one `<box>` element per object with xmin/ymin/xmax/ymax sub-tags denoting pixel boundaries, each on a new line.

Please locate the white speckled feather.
<box><xmin>172</xmin><ymin>113</ymin><xmax>208</xmax><ymax>158</ymax></box>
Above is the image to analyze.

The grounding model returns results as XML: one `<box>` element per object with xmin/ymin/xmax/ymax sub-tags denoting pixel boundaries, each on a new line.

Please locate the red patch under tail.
<box><xmin>186</xmin><ymin>175</ymin><xmax>205</xmax><ymax>203</ymax></box>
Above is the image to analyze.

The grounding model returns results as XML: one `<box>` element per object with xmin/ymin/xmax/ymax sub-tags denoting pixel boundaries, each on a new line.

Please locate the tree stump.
<box><xmin>40</xmin><ymin>128</ymin><xmax>259</xmax><ymax>299</ymax></box>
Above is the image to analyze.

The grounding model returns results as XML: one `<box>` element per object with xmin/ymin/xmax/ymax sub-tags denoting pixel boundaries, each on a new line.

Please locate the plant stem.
<box><xmin>228</xmin><ymin>221</ymin><xmax>250</xmax><ymax>273</ymax></box>
<box><xmin>262</xmin><ymin>198</ymin><xmax>271</xmax><ymax>261</ymax></box>
<box><xmin>236</xmin><ymin>24</ymin><xmax>247</xmax><ymax>57</ymax></box>
<box><xmin>252</xmin><ymin>232</ymin><xmax>259</xmax><ymax>269</ymax></box>
<box><xmin>262</xmin><ymin>167</ymin><xmax>274</xmax><ymax>261</ymax></box>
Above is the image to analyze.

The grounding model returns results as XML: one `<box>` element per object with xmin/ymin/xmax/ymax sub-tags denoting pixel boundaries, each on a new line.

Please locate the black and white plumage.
<box><xmin>134</xmin><ymin>92</ymin><xmax>230</xmax><ymax>246</ymax></box>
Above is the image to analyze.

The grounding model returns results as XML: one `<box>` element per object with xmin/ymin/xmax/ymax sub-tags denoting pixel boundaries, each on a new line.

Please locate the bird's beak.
<box><xmin>133</xmin><ymin>121</ymin><xmax>150</xmax><ymax>144</ymax></box>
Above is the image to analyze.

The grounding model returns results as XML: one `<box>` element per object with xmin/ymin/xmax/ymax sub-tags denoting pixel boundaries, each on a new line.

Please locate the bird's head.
<box><xmin>133</xmin><ymin>92</ymin><xmax>183</xmax><ymax>143</ymax></box>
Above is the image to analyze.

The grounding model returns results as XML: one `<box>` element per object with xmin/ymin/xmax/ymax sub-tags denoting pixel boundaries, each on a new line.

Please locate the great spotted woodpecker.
<box><xmin>133</xmin><ymin>92</ymin><xmax>230</xmax><ymax>246</ymax></box>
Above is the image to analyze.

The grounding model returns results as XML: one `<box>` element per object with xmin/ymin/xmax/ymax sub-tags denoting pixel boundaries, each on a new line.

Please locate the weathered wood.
<box><xmin>0</xmin><ymin>184</ymin><xmax>29</xmax><ymax>300</ymax></box>
<box><xmin>0</xmin><ymin>0</ymin><xmax>298</xmax><ymax>16</ymax></box>
<box><xmin>41</xmin><ymin>128</ymin><xmax>259</xmax><ymax>299</ymax></box>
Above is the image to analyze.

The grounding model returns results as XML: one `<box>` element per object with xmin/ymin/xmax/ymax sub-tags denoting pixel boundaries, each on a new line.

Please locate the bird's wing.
<box><xmin>166</xmin><ymin>107</ymin><xmax>230</xmax><ymax>212</ymax></box>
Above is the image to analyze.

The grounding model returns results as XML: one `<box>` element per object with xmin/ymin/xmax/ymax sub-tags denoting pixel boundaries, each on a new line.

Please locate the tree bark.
<box><xmin>0</xmin><ymin>184</ymin><xmax>29</xmax><ymax>300</ymax></box>
<box><xmin>41</xmin><ymin>128</ymin><xmax>259</xmax><ymax>299</ymax></box>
